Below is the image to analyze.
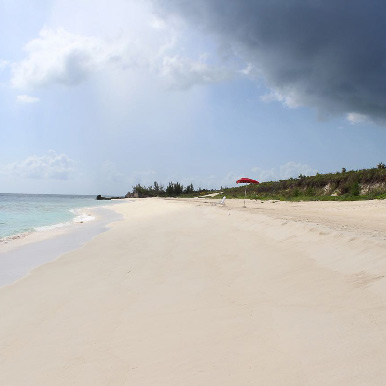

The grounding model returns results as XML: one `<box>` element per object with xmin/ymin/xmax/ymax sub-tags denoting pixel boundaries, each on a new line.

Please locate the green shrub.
<box><xmin>350</xmin><ymin>182</ymin><xmax>360</xmax><ymax>196</ymax></box>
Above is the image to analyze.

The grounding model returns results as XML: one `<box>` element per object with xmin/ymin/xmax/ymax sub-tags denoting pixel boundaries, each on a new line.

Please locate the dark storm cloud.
<box><xmin>154</xmin><ymin>0</ymin><xmax>386</xmax><ymax>123</ymax></box>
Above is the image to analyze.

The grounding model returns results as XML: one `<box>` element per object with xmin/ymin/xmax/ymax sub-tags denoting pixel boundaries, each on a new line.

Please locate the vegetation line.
<box><xmin>126</xmin><ymin>164</ymin><xmax>386</xmax><ymax>201</ymax></box>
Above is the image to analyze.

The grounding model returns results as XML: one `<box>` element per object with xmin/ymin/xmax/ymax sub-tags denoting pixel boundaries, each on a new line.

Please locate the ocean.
<box><xmin>0</xmin><ymin>193</ymin><xmax>114</xmax><ymax>241</ymax></box>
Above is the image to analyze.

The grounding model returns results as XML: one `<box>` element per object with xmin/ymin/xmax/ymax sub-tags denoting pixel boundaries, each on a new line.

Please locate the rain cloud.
<box><xmin>154</xmin><ymin>0</ymin><xmax>386</xmax><ymax>124</ymax></box>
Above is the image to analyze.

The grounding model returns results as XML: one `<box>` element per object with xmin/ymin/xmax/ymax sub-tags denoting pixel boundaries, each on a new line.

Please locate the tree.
<box><xmin>185</xmin><ymin>183</ymin><xmax>194</xmax><ymax>194</ymax></box>
<box><xmin>166</xmin><ymin>182</ymin><xmax>174</xmax><ymax>196</ymax></box>
<box><xmin>151</xmin><ymin>181</ymin><xmax>164</xmax><ymax>196</ymax></box>
<box><xmin>133</xmin><ymin>184</ymin><xmax>147</xmax><ymax>197</ymax></box>
<box><xmin>174</xmin><ymin>182</ymin><xmax>183</xmax><ymax>195</ymax></box>
<box><xmin>165</xmin><ymin>181</ymin><xmax>183</xmax><ymax>196</ymax></box>
<box><xmin>377</xmin><ymin>162</ymin><xmax>386</xmax><ymax>169</ymax></box>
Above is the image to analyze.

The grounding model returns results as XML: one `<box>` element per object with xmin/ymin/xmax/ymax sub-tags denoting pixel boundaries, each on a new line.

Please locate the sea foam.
<box><xmin>0</xmin><ymin>193</ymin><xmax>113</xmax><ymax>242</ymax></box>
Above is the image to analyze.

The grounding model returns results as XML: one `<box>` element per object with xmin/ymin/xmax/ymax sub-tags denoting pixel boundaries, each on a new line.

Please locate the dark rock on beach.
<box><xmin>96</xmin><ymin>195</ymin><xmax>125</xmax><ymax>200</ymax></box>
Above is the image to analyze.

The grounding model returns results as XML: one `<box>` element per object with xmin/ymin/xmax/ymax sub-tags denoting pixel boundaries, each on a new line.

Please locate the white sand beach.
<box><xmin>1</xmin><ymin>198</ymin><xmax>386</xmax><ymax>385</ymax></box>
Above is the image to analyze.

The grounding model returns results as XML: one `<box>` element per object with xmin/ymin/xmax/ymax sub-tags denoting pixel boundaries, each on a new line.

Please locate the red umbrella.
<box><xmin>236</xmin><ymin>177</ymin><xmax>259</xmax><ymax>207</ymax></box>
<box><xmin>236</xmin><ymin>178</ymin><xmax>259</xmax><ymax>184</ymax></box>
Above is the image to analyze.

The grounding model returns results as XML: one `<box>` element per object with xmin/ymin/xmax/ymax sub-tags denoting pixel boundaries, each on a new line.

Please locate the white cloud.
<box><xmin>149</xmin><ymin>15</ymin><xmax>167</xmax><ymax>30</ymax></box>
<box><xmin>252</xmin><ymin>162</ymin><xmax>317</xmax><ymax>181</ymax></box>
<box><xmin>217</xmin><ymin>171</ymin><xmax>242</xmax><ymax>188</ymax></box>
<box><xmin>0</xmin><ymin>60</ymin><xmax>9</xmax><ymax>70</ymax></box>
<box><xmin>239</xmin><ymin>63</ymin><xmax>254</xmax><ymax>75</ymax></box>
<box><xmin>11</xmin><ymin>28</ymin><xmax>119</xmax><ymax>89</ymax></box>
<box><xmin>279</xmin><ymin>162</ymin><xmax>317</xmax><ymax>179</ymax></box>
<box><xmin>250</xmin><ymin>167</ymin><xmax>278</xmax><ymax>182</ymax></box>
<box><xmin>346</xmin><ymin>112</ymin><xmax>370</xmax><ymax>125</ymax></box>
<box><xmin>260</xmin><ymin>88</ymin><xmax>301</xmax><ymax>108</ymax></box>
<box><xmin>10</xmin><ymin>21</ymin><xmax>231</xmax><ymax>92</ymax></box>
<box><xmin>160</xmin><ymin>55</ymin><xmax>231</xmax><ymax>90</ymax></box>
<box><xmin>16</xmin><ymin>94</ymin><xmax>40</xmax><ymax>103</ymax></box>
<box><xmin>0</xmin><ymin>150</ymin><xmax>75</xmax><ymax>180</ymax></box>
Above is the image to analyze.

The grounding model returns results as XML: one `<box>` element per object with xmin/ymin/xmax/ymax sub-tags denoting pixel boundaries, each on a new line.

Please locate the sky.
<box><xmin>1</xmin><ymin>0</ymin><xmax>386</xmax><ymax>195</ymax></box>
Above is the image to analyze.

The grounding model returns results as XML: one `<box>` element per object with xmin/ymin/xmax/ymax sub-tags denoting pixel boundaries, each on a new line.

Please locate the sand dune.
<box><xmin>1</xmin><ymin>198</ymin><xmax>386</xmax><ymax>385</ymax></box>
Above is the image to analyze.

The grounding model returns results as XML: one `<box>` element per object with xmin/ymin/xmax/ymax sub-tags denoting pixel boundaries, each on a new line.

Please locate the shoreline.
<box><xmin>1</xmin><ymin>198</ymin><xmax>386</xmax><ymax>385</ymax></box>
<box><xmin>0</xmin><ymin>201</ymin><xmax>122</xmax><ymax>254</ymax></box>
<box><xmin>0</xmin><ymin>204</ymin><xmax>124</xmax><ymax>288</ymax></box>
<box><xmin>0</xmin><ymin>196</ymin><xmax>123</xmax><ymax>248</ymax></box>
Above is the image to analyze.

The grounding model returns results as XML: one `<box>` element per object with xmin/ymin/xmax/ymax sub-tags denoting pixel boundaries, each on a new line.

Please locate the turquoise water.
<box><xmin>0</xmin><ymin>193</ymin><xmax>114</xmax><ymax>240</ymax></box>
